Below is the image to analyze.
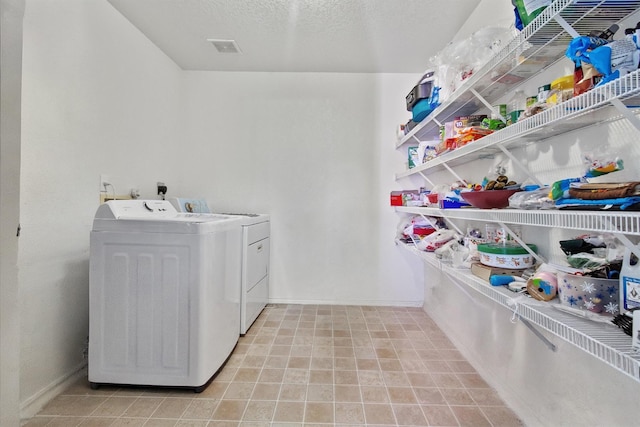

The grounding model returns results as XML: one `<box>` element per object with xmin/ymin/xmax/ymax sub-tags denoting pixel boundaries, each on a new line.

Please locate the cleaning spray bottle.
<box><xmin>620</xmin><ymin>248</ymin><xmax>640</xmax><ymax>311</ymax></box>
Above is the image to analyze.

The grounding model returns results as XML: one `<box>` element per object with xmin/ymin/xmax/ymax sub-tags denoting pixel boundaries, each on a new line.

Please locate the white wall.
<box><xmin>182</xmin><ymin>71</ymin><xmax>424</xmax><ymax>306</ymax></box>
<box><xmin>18</xmin><ymin>0</ymin><xmax>425</xmax><ymax>418</ymax></box>
<box><xmin>19</xmin><ymin>0</ymin><xmax>185</xmax><ymax>415</ymax></box>
<box><xmin>1</xmin><ymin>1</ymin><xmax>25</xmax><ymax>425</ymax></box>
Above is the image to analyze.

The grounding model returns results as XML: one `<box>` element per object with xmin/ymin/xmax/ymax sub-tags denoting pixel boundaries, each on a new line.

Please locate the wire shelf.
<box><xmin>396</xmin><ymin>206</ymin><xmax>640</xmax><ymax>236</ymax></box>
<box><xmin>397</xmin><ymin>68</ymin><xmax>640</xmax><ymax>179</ymax></box>
<box><xmin>397</xmin><ymin>0</ymin><xmax>640</xmax><ymax>149</ymax></box>
<box><xmin>397</xmin><ymin>241</ymin><xmax>640</xmax><ymax>382</ymax></box>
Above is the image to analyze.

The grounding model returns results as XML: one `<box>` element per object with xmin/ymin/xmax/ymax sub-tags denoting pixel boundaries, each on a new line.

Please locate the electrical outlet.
<box><xmin>99</xmin><ymin>174</ymin><xmax>111</xmax><ymax>192</ymax></box>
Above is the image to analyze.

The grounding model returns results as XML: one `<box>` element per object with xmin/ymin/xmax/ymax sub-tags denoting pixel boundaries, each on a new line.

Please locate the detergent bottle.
<box><xmin>620</xmin><ymin>248</ymin><xmax>640</xmax><ymax>311</ymax></box>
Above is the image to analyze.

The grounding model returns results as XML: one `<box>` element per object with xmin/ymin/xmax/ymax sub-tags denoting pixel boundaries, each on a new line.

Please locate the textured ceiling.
<box><xmin>107</xmin><ymin>0</ymin><xmax>482</xmax><ymax>73</ymax></box>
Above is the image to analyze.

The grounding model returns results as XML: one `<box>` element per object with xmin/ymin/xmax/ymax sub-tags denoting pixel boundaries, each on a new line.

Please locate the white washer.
<box><xmin>169</xmin><ymin>198</ymin><xmax>270</xmax><ymax>335</ymax></box>
<box><xmin>89</xmin><ymin>200</ymin><xmax>243</xmax><ymax>391</ymax></box>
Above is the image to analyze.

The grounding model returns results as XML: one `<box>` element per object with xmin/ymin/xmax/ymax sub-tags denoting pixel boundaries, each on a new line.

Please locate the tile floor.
<box><xmin>24</xmin><ymin>305</ymin><xmax>523</xmax><ymax>426</ymax></box>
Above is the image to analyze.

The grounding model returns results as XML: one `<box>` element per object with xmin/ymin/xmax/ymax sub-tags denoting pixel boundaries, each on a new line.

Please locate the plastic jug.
<box><xmin>620</xmin><ymin>248</ymin><xmax>640</xmax><ymax>311</ymax></box>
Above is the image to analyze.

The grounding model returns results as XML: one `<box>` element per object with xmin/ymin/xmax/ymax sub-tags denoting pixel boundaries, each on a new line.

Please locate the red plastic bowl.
<box><xmin>460</xmin><ymin>189</ymin><xmax>519</xmax><ymax>209</ymax></box>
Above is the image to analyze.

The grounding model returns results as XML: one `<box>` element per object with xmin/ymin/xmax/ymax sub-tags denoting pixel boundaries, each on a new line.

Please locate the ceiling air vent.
<box><xmin>207</xmin><ymin>39</ymin><xmax>242</xmax><ymax>54</ymax></box>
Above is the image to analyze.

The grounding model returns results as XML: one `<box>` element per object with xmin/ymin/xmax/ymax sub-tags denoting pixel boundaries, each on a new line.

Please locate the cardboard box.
<box><xmin>470</xmin><ymin>262</ymin><xmax>524</xmax><ymax>282</ymax></box>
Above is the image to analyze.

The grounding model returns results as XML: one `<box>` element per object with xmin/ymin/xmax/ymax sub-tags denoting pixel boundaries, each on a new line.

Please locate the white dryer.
<box><xmin>89</xmin><ymin>200</ymin><xmax>243</xmax><ymax>391</ymax></box>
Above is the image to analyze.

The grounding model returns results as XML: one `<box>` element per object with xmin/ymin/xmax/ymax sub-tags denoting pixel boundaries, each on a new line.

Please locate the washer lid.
<box><xmin>92</xmin><ymin>200</ymin><xmax>243</xmax><ymax>233</ymax></box>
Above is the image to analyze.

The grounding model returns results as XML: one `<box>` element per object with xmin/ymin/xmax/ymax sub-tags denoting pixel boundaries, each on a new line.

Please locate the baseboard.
<box><xmin>20</xmin><ymin>362</ymin><xmax>87</xmax><ymax>422</ymax></box>
<box><xmin>268</xmin><ymin>298</ymin><xmax>423</xmax><ymax>308</ymax></box>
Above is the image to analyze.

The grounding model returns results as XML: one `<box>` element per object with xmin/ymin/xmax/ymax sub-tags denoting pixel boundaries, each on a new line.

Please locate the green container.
<box><xmin>477</xmin><ymin>243</ymin><xmax>537</xmax><ymax>255</ymax></box>
<box><xmin>514</xmin><ymin>0</ymin><xmax>552</xmax><ymax>28</ymax></box>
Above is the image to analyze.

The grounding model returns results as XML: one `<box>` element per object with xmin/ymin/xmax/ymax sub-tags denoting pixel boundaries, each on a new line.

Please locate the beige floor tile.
<box><xmin>408</xmin><ymin>372</ymin><xmax>436</xmax><ymax>388</ymax></box>
<box><xmin>467</xmin><ymin>388</ymin><xmax>505</xmax><ymax>406</ymax></box>
<box><xmin>272</xmin><ymin>401</ymin><xmax>305</xmax><ymax>422</ymax></box>
<box><xmin>308</xmin><ymin>369</ymin><xmax>333</xmax><ymax>384</ymax></box>
<box><xmin>287</xmin><ymin>356</ymin><xmax>311</xmax><ymax>369</ymax></box>
<box><xmin>213</xmin><ymin>368</ymin><xmax>236</xmax><ymax>382</ymax></box>
<box><xmin>382</xmin><ymin>371</ymin><xmax>411</xmax><ymax>387</ymax></box>
<box><xmin>334</xmin><ymin>347</ymin><xmax>355</xmax><ymax>358</ymax></box>
<box><xmin>334</xmin><ymin>356</ymin><xmax>357</xmax><ymax>370</ymax></box>
<box><xmin>421</xmin><ymin>404</ymin><xmax>459</xmax><ymax>426</ymax></box>
<box><xmin>309</xmin><ymin>356</ymin><xmax>333</xmax><ymax>370</ymax></box>
<box><xmin>335</xmin><ymin>402</ymin><xmax>365</xmax><ymax>424</ymax></box>
<box><xmin>51</xmin><ymin>396</ymin><xmax>108</xmax><ymax>417</ymax></box>
<box><xmin>195</xmin><ymin>381</ymin><xmax>227</xmax><ymax>400</ymax></box>
<box><xmin>413</xmin><ymin>387</ymin><xmax>446</xmax><ymax>405</ymax></box>
<box><xmin>110</xmin><ymin>418</ymin><xmax>147</xmax><ymax>426</ymax></box>
<box><xmin>356</xmin><ymin>358</ymin><xmax>379</xmax><ymax>370</ymax></box>
<box><xmin>78</xmin><ymin>417</ymin><xmax>118</xmax><ymax>426</ymax></box>
<box><xmin>242</xmin><ymin>400</ymin><xmax>276</xmax><ymax>421</ymax></box>
<box><xmin>450</xmin><ymin>405</ymin><xmax>492</xmax><ymax>427</ymax></box>
<box><xmin>334</xmin><ymin>384</ymin><xmax>361</xmax><ymax>402</ymax></box>
<box><xmin>379</xmin><ymin>358</ymin><xmax>403</xmax><ymax>372</ymax></box>
<box><xmin>123</xmin><ymin>397</ymin><xmax>165</xmax><ymax>418</ymax></box>
<box><xmin>256</xmin><ymin>368</ymin><xmax>284</xmax><ymax>383</ymax></box>
<box><xmin>91</xmin><ymin>396</ymin><xmax>137</xmax><ymax>417</ymax></box>
<box><xmin>393</xmin><ymin>404</ymin><xmax>428</xmax><ymax>426</ymax></box>
<box><xmin>456</xmin><ymin>373</ymin><xmax>491</xmax><ymax>389</ymax></box>
<box><xmin>334</xmin><ymin>370</ymin><xmax>359</xmax><ymax>385</ymax></box>
<box><xmin>44</xmin><ymin>417</ymin><xmax>86</xmax><ymax>426</ymax></box>
<box><xmin>363</xmin><ymin>403</ymin><xmax>396</xmax><ymax>424</ymax></box>
<box><xmin>250</xmin><ymin>383</ymin><xmax>280</xmax><ymax>400</ymax></box>
<box><xmin>283</xmin><ymin>368</ymin><xmax>310</xmax><ymax>384</ymax></box>
<box><xmin>358</xmin><ymin>370</ymin><xmax>385</xmax><ymax>386</ymax></box>
<box><xmin>278</xmin><ymin>383</ymin><xmax>307</xmax><ymax>401</ymax></box>
<box><xmin>273</xmin><ymin>335</ymin><xmax>294</xmax><ymax>345</ymax></box>
<box><xmin>387</xmin><ymin>387</ymin><xmax>417</xmax><ymax>404</ymax></box>
<box><xmin>232</xmin><ymin>367</ymin><xmax>260</xmax><ymax>383</ymax></box>
<box><xmin>304</xmin><ymin>402</ymin><xmax>333</xmax><ymax>423</ymax></box>
<box><xmin>290</xmin><ymin>344</ymin><xmax>312</xmax><ymax>357</ymax></box>
<box><xmin>182</xmin><ymin>399</ymin><xmax>218</xmax><ymax>419</ymax></box>
<box><xmin>263</xmin><ymin>355</ymin><xmax>288</xmax><ymax>369</ymax></box>
<box><xmin>447</xmin><ymin>360</ymin><xmax>476</xmax><ymax>373</ymax></box>
<box><xmin>210</xmin><ymin>399</ymin><xmax>247</xmax><ymax>421</ymax></box>
<box><xmin>144</xmin><ymin>420</ymin><xmax>178</xmax><ymax>427</ymax></box>
<box><xmin>361</xmin><ymin>385</ymin><xmax>390</xmax><ymax>403</ymax></box>
<box><xmin>441</xmin><ymin>388</ymin><xmax>475</xmax><ymax>406</ymax></box>
<box><xmin>222</xmin><ymin>382</ymin><xmax>254</xmax><ymax>400</ymax></box>
<box><xmin>306</xmin><ymin>384</ymin><xmax>334</xmax><ymax>402</ymax></box>
<box><xmin>269</xmin><ymin>345</ymin><xmax>291</xmax><ymax>356</ymax></box>
<box><xmin>240</xmin><ymin>355</ymin><xmax>266</xmax><ymax>368</ymax></box>
<box><xmin>431</xmin><ymin>372</ymin><xmax>465</xmax><ymax>388</ymax></box>
<box><xmin>151</xmin><ymin>398</ymin><xmax>192</xmax><ymax>418</ymax></box>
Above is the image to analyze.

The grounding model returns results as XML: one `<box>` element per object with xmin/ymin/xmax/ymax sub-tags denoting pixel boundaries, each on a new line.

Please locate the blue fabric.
<box><xmin>556</xmin><ymin>196</ymin><xmax>640</xmax><ymax>210</ymax></box>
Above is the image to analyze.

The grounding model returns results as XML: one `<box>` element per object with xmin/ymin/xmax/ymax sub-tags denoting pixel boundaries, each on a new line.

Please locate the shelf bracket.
<box><xmin>411</xmin><ymin>134</ymin><xmax>423</xmax><ymax>144</ymax></box>
<box><xmin>442</xmin><ymin>163</ymin><xmax>466</xmax><ymax>185</ymax></box>
<box><xmin>432</xmin><ymin>117</ymin><xmax>442</xmax><ymax>128</ymax></box>
<box><xmin>441</xmin><ymin>216</ymin><xmax>465</xmax><ymax>236</ymax></box>
<box><xmin>553</xmin><ymin>15</ymin><xmax>579</xmax><ymax>38</ymax></box>
<box><xmin>470</xmin><ymin>88</ymin><xmax>506</xmax><ymax>123</ymax></box>
<box><xmin>418</xmin><ymin>171</ymin><xmax>435</xmax><ymax>187</ymax></box>
<box><xmin>418</xmin><ymin>213</ymin><xmax>441</xmax><ymax>231</ymax></box>
<box><xmin>497</xmin><ymin>145</ymin><xmax>544</xmax><ymax>187</ymax></box>
<box><xmin>610</xmin><ymin>98</ymin><xmax>640</xmax><ymax>133</ymax></box>
<box><xmin>518</xmin><ymin>317</ymin><xmax>557</xmax><ymax>352</ymax></box>
<box><xmin>494</xmin><ymin>219</ymin><xmax>547</xmax><ymax>265</ymax></box>
<box><xmin>611</xmin><ymin>232</ymin><xmax>640</xmax><ymax>261</ymax></box>
<box><xmin>598</xmin><ymin>216</ymin><xmax>640</xmax><ymax>260</ymax></box>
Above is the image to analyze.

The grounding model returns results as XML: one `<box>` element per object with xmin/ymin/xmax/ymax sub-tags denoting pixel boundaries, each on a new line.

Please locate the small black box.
<box><xmin>406</xmin><ymin>81</ymin><xmax>433</xmax><ymax>111</ymax></box>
